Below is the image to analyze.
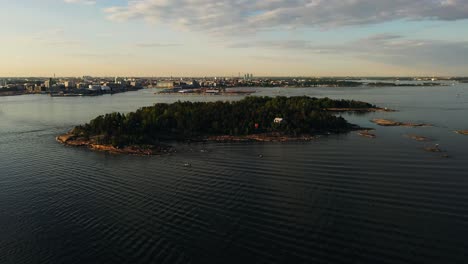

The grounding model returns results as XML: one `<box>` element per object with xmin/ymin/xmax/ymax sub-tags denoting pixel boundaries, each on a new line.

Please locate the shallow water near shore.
<box><xmin>1</xmin><ymin>84</ymin><xmax>468</xmax><ymax>263</ymax></box>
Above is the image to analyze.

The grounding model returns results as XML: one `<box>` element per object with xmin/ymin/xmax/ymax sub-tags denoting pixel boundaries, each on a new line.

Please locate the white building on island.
<box><xmin>274</xmin><ymin>118</ymin><xmax>285</xmax><ymax>124</ymax></box>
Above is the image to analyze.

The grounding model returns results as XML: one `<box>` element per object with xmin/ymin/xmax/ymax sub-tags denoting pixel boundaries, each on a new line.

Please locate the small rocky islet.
<box><xmin>405</xmin><ymin>134</ymin><xmax>432</xmax><ymax>142</ymax></box>
<box><xmin>357</xmin><ymin>130</ymin><xmax>377</xmax><ymax>138</ymax></box>
<box><xmin>372</xmin><ymin>119</ymin><xmax>432</xmax><ymax>127</ymax></box>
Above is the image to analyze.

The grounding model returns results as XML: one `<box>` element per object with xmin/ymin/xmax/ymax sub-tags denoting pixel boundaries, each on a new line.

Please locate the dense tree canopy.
<box><xmin>73</xmin><ymin>96</ymin><xmax>374</xmax><ymax>147</ymax></box>
<box><xmin>241</xmin><ymin>80</ymin><xmax>362</xmax><ymax>87</ymax></box>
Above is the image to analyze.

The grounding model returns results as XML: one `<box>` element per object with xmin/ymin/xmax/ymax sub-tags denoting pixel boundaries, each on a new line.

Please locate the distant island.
<box><xmin>57</xmin><ymin>96</ymin><xmax>381</xmax><ymax>155</ymax></box>
<box><xmin>366</xmin><ymin>82</ymin><xmax>445</xmax><ymax>87</ymax></box>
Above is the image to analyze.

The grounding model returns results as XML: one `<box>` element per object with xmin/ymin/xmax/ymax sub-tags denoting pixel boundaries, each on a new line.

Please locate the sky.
<box><xmin>1</xmin><ymin>0</ymin><xmax>468</xmax><ymax>77</ymax></box>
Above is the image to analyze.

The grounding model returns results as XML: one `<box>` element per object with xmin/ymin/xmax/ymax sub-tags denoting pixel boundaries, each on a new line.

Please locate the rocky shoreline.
<box><xmin>56</xmin><ymin>133</ymin><xmax>174</xmax><ymax>156</ymax></box>
<box><xmin>405</xmin><ymin>134</ymin><xmax>431</xmax><ymax>142</ymax></box>
<box><xmin>357</xmin><ymin>130</ymin><xmax>377</xmax><ymax>138</ymax></box>
<box><xmin>206</xmin><ymin>133</ymin><xmax>317</xmax><ymax>142</ymax></box>
<box><xmin>326</xmin><ymin>107</ymin><xmax>396</xmax><ymax>112</ymax></box>
<box><xmin>57</xmin><ymin>131</ymin><xmax>325</xmax><ymax>155</ymax></box>
<box><xmin>372</xmin><ymin>119</ymin><xmax>432</xmax><ymax>127</ymax></box>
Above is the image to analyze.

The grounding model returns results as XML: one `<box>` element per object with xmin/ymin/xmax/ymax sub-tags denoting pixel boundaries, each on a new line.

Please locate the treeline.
<box><xmin>0</xmin><ymin>87</ymin><xmax>21</xmax><ymax>92</ymax></box>
<box><xmin>367</xmin><ymin>82</ymin><xmax>442</xmax><ymax>87</ymax></box>
<box><xmin>73</xmin><ymin>96</ymin><xmax>374</xmax><ymax>147</ymax></box>
<box><xmin>299</xmin><ymin>80</ymin><xmax>362</xmax><ymax>87</ymax></box>
<box><xmin>242</xmin><ymin>80</ymin><xmax>362</xmax><ymax>87</ymax></box>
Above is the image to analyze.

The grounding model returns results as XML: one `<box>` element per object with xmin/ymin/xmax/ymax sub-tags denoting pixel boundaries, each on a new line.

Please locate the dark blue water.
<box><xmin>1</xmin><ymin>84</ymin><xmax>468</xmax><ymax>263</ymax></box>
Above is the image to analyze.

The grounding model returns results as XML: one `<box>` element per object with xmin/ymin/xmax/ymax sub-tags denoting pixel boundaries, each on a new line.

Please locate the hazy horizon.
<box><xmin>0</xmin><ymin>75</ymin><xmax>466</xmax><ymax>79</ymax></box>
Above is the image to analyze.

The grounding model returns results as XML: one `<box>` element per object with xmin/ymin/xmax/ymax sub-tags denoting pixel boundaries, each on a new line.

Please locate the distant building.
<box><xmin>107</xmin><ymin>83</ymin><xmax>122</xmax><ymax>90</ymax></box>
<box><xmin>243</xmin><ymin>73</ymin><xmax>253</xmax><ymax>81</ymax></box>
<box><xmin>189</xmin><ymin>80</ymin><xmax>200</xmax><ymax>88</ymax></box>
<box><xmin>64</xmin><ymin>81</ymin><xmax>76</xmax><ymax>89</ymax></box>
<box><xmin>44</xmin><ymin>77</ymin><xmax>57</xmax><ymax>90</ymax></box>
<box><xmin>205</xmin><ymin>89</ymin><xmax>220</xmax><ymax>94</ymax></box>
<box><xmin>24</xmin><ymin>83</ymin><xmax>36</xmax><ymax>93</ymax></box>
<box><xmin>156</xmin><ymin>81</ymin><xmax>175</xmax><ymax>88</ymax></box>
<box><xmin>76</xmin><ymin>83</ymin><xmax>87</xmax><ymax>89</ymax></box>
<box><xmin>35</xmin><ymin>84</ymin><xmax>46</xmax><ymax>93</ymax></box>
<box><xmin>274</xmin><ymin>118</ymin><xmax>285</xmax><ymax>124</ymax></box>
<box><xmin>88</xmin><ymin>85</ymin><xmax>101</xmax><ymax>91</ymax></box>
<box><xmin>100</xmin><ymin>86</ymin><xmax>111</xmax><ymax>92</ymax></box>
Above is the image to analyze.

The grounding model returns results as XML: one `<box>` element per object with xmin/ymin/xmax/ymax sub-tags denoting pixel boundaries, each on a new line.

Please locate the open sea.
<box><xmin>1</xmin><ymin>84</ymin><xmax>468</xmax><ymax>263</ymax></box>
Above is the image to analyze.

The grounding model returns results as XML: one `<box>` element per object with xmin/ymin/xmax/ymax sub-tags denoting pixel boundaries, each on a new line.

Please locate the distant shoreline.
<box><xmin>325</xmin><ymin>107</ymin><xmax>396</xmax><ymax>112</ymax></box>
<box><xmin>1</xmin><ymin>79</ymin><xmax>452</xmax><ymax>98</ymax></box>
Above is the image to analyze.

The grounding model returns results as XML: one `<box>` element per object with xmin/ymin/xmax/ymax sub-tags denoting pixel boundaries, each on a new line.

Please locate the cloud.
<box><xmin>135</xmin><ymin>43</ymin><xmax>182</xmax><ymax>48</ymax></box>
<box><xmin>46</xmin><ymin>40</ymin><xmax>82</xmax><ymax>47</ymax></box>
<box><xmin>104</xmin><ymin>0</ymin><xmax>468</xmax><ymax>33</ymax></box>
<box><xmin>351</xmin><ymin>35</ymin><xmax>468</xmax><ymax>67</ymax></box>
<box><xmin>14</xmin><ymin>28</ymin><xmax>83</xmax><ymax>47</ymax></box>
<box><xmin>230</xmin><ymin>34</ymin><xmax>468</xmax><ymax>68</ymax></box>
<box><xmin>64</xmin><ymin>0</ymin><xmax>96</xmax><ymax>5</ymax></box>
<box><xmin>250</xmin><ymin>55</ymin><xmax>310</xmax><ymax>62</ymax></box>
<box><xmin>67</xmin><ymin>52</ymin><xmax>133</xmax><ymax>59</ymax></box>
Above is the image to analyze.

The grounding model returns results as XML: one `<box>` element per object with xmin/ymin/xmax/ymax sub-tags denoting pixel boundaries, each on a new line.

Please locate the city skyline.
<box><xmin>2</xmin><ymin>0</ymin><xmax>468</xmax><ymax>77</ymax></box>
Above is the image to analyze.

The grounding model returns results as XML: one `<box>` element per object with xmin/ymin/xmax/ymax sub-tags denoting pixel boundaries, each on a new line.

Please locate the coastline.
<box><xmin>357</xmin><ymin>130</ymin><xmax>377</xmax><ymax>138</ymax></box>
<box><xmin>325</xmin><ymin>107</ymin><xmax>396</xmax><ymax>112</ymax></box>
<box><xmin>205</xmin><ymin>133</ymin><xmax>317</xmax><ymax>142</ymax></box>
<box><xmin>56</xmin><ymin>131</ymin><xmax>339</xmax><ymax>155</ymax></box>
<box><xmin>372</xmin><ymin>119</ymin><xmax>432</xmax><ymax>127</ymax></box>
<box><xmin>56</xmin><ymin>133</ymin><xmax>174</xmax><ymax>156</ymax></box>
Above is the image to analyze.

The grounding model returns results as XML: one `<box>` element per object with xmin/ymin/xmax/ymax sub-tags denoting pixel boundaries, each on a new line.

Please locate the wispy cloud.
<box><xmin>104</xmin><ymin>0</ymin><xmax>468</xmax><ymax>33</ymax></box>
<box><xmin>250</xmin><ymin>55</ymin><xmax>310</xmax><ymax>62</ymax></box>
<box><xmin>46</xmin><ymin>40</ymin><xmax>82</xmax><ymax>47</ymax></box>
<box><xmin>14</xmin><ymin>28</ymin><xmax>83</xmax><ymax>47</ymax></box>
<box><xmin>350</xmin><ymin>35</ymin><xmax>468</xmax><ymax>67</ymax></box>
<box><xmin>230</xmin><ymin>34</ymin><xmax>468</xmax><ymax>68</ymax></box>
<box><xmin>135</xmin><ymin>43</ymin><xmax>182</xmax><ymax>48</ymax></box>
<box><xmin>64</xmin><ymin>0</ymin><xmax>96</xmax><ymax>5</ymax></box>
<box><xmin>67</xmin><ymin>52</ymin><xmax>133</xmax><ymax>59</ymax></box>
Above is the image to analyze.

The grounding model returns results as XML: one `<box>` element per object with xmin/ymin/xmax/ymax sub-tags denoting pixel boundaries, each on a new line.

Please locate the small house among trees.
<box><xmin>274</xmin><ymin>118</ymin><xmax>285</xmax><ymax>124</ymax></box>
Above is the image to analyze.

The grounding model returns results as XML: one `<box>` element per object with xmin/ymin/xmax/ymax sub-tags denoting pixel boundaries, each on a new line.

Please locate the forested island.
<box><xmin>243</xmin><ymin>79</ymin><xmax>363</xmax><ymax>87</ymax></box>
<box><xmin>366</xmin><ymin>82</ymin><xmax>444</xmax><ymax>87</ymax></box>
<box><xmin>58</xmin><ymin>96</ymin><xmax>379</xmax><ymax>155</ymax></box>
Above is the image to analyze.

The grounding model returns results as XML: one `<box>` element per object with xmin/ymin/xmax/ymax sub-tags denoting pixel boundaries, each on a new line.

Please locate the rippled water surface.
<box><xmin>1</xmin><ymin>85</ymin><xmax>468</xmax><ymax>263</ymax></box>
